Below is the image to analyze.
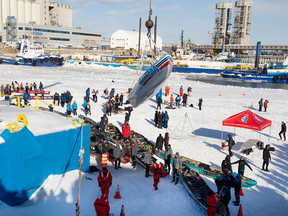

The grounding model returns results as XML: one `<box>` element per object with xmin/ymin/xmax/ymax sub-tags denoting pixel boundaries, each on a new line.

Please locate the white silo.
<box><xmin>0</xmin><ymin>0</ymin><xmax>2</xmax><ymax>32</ymax></box>
<box><xmin>31</xmin><ymin>2</ymin><xmax>40</xmax><ymax>24</ymax></box>
<box><xmin>2</xmin><ymin>0</ymin><xmax>10</xmax><ymax>22</ymax></box>
<box><xmin>24</xmin><ymin>0</ymin><xmax>32</xmax><ymax>23</ymax></box>
<box><xmin>10</xmin><ymin>0</ymin><xmax>18</xmax><ymax>19</ymax></box>
<box><xmin>18</xmin><ymin>0</ymin><xmax>25</xmax><ymax>23</ymax></box>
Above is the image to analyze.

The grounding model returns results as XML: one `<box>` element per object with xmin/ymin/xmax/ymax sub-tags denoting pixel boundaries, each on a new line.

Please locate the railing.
<box><xmin>33</xmin><ymin>97</ymin><xmax>55</xmax><ymax>115</ymax></box>
<box><xmin>0</xmin><ymin>94</ymin><xmax>21</xmax><ymax>108</ymax></box>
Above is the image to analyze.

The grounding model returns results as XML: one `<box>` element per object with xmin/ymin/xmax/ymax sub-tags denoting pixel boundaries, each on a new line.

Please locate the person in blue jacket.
<box><xmin>72</xmin><ymin>101</ymin><xmax>78</xmax><ymax>116</ymax></box>
<box><xmin>82</xmin><ymin>101</ymin><xmax>88</xmax><ymax>115</ymax></box>
<box><xmin>175</xmin><ymin>95</ymin><xmax>181</xmax><ymax>107</ymax></box>
<box><xmin>163</xmin><ymin>111</ymin><xmax>169</xmax><ymax>128</ymax></box>
<box><xmin>23</xmin><ymin>92</ymin><xmax>29</xmax><ymax>105</ymax></box>
<box><xmin>61</xmin><ymin>93</ymin><xmax>66</xmax><ymax>107</ymax></box>
<box><xmin>66</xmin><ymin>103</ymin><xmax>72</xmax><ymax>116</ymax></box>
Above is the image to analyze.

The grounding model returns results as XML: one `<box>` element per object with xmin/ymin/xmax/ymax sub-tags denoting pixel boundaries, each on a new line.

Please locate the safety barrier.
<box><xmin>0</xmin><ymin>93</ymin><xmax>21</xmax><ymax>108</ymax></box>
<box><xmin>33</xmin><ymin>97</ymin><xmax>55</xmax><ymax>115</ymax></box>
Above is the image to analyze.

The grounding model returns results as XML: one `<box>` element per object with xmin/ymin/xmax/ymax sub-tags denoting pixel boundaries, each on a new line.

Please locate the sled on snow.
<box><xmin>165</xmin><ymin>105</ymin><xmax>176</xmax><ymax>109</ymax></box>
<box><xmin>180</xmin><ymin>163</ymin><xmax>226</xmax><ymax>216</ymax></box>
<box><xmin>90</xmin><ymin>132</ymin><xmax>130</xmax><ymax>164</ymax></box>
<box><xmin>155</xmin><ymin>150</ymin><xmax>257</xmax><ymax>188</ymax></box>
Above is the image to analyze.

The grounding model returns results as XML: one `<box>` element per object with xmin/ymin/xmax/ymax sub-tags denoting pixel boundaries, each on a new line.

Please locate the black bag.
<box><xmin>232</xmin><ymin>140</ymin><xmax>235</xmax><ymax>146</ymax></box>
<box><xmin>189</xmin><ymin>104</ymin><xmax>193</xmax><ymax>107</ymax></box>
<box><xmin>270</xmin><ymin>147</ymin><xmax>275</xmax><ymax>151</ymax></box>
<box><xmin>257</xmin><ymin>141</ymin><xmax>264</xmax><ymax>149</ymax></box>
<box><xmin>243</xmin><ymin>148</ymin><xmax>253</xmax><ymax>155</ymax></box>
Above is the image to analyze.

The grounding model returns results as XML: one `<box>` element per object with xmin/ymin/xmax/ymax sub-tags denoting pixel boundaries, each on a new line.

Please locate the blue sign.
<box><xmin>32</xmin><ymin>32</ymin><xmax>43</xmax><ymax>36</ymax></box>
<box><xmin>7</xmin><ymin>16</ymin><xmax>15</xmax><ymax>19</ymax></box>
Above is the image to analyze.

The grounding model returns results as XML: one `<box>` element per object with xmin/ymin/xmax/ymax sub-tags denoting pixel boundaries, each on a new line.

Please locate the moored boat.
<box><xmin>155</xmin><ymin>149</ymin><xmax>257</xmax><ymax>187</ymax></box>
<box><xmin>180</xmin><ymin>163</ymin><xmax>226</xmax><ymax>215</ymax></box>
<box><xmin>0</xmin><ymin>26</ymin><xmax>63</xmax><ymax>67</ymax></box>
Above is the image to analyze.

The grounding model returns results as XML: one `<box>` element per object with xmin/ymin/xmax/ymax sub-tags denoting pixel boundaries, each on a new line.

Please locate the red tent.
<box><xmin>222</xmin><ymin>109</ymin><xmax>272</xmax><ymax>131</ymax></box>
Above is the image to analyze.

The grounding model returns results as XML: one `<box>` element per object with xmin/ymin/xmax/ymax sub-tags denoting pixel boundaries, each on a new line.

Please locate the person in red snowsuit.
<box><xmin>170</xmin><ymin>94</ymin><xmax>174</xmax><ymax>107</ymax></box>
<box><xmin>207</xmin><ymin>190</ymin><xmax>219</xmax><ymax>216</ymax></box>
<box><xmin>180</xmin><ymin>86</ymin><xmax>184</xmax><ymax>97</ymax></box>
<box><xmin>97</xmin><ymin>167</ymin><xmax>113</xmax><ymax>197</ymax></box>
<box><xmin>122</xmin><ymin>122</ymin><xmax>131</xmax><ymax>141</ymax></box>
<box><xmin>150</xmin><ymin>161</ymin><xmax>163</xmax><ymax>190</ymax></box>
<box><xmin>94</xmin><ymin>194</ymin><xmax>110</xmax><ymax>216</ymax></box>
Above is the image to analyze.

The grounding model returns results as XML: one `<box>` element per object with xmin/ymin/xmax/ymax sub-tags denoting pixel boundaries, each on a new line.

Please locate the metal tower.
<box><xmin>6</xmin><ymin>17</ymin><xmax>17</xmax><ymax>41</ymax></box>
<box><xmin>231</xmin><ymin>0</ymin><xmax>253</xmax><ymax>45</ymax></box>
<box><xmin>212</xmin><ymin>2</ymin><xmax>232</xmax><ymax>45</ymax></box>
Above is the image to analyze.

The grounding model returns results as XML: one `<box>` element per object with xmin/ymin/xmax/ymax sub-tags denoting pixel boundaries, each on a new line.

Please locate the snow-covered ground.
<box><xmin>0</xmin><ymin>64</ymin><xmax>288</xmax><ymax>215</ymax></box>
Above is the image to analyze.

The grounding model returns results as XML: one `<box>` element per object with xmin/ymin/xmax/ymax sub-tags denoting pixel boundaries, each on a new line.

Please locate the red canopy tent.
<box><xmin>221</xmin><ymin>109</ymin><xmax>272</xmax><ymax>142</ymax></box>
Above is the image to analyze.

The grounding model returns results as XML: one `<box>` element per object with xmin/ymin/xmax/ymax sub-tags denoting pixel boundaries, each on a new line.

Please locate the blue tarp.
<box><xmin>0</xmin><ymin>125</ymin><xmax>90</xmax><ymax>206</ymax></box>
<box><xmin>156</xmin><ymin>88</ymin><xmax>162</xmax><ymax>101</ymax></box>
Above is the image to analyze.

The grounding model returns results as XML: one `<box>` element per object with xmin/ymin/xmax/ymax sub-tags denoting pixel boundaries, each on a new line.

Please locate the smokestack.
<box><xmin>255</xmin><ymin>41</ymin><xmax>261</xmax><ymax>68</ymax></box>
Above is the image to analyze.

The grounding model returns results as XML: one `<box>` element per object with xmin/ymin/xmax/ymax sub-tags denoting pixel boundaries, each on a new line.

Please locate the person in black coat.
<box><xmin>156</xmin><ymin>97</ymin><xmax>162</xmax><ymax>110</ymax></box>
<box><xmin>182</xmin><ymin>93</ymin><xmax>188</xmax><ymax>107</ymax></box>
<box><xmin>279</xmin><ymin>121</ymin><xmax>286</xmax><ymax>141</ymax></box>
<box><xmin>198</xmin><ymin>98</ymin><xmax>203</xmax><ymax>110</ymax></box>
<box><xmin>221</xmin><ymin>155</ymin><xmax>233</xmax><ymax>177</ymax></box>
<box><xmin>157</xmin><ymin>111</ymin><xmax>163</xmax><ymax>129</ymax></box>
<box><xmin>231</xmin><ymin>156</ymin><xmax>253</xmax><ymax>176</ymax></box>
<box><xmin>232</xmin><ymin>172</ymin><xmax>242</xmax><ymax>206</ymax></box>
<box><xmin>156</xmin><ymin>134</ymin><xmax>164</xmax><ymax>150</ymax></box>
<box><xmin>164</xmin><ymin>132</ymin><xmax>169</xmax><ymax>150</ymax></box>
<box><xmin>262</xmin><ymin>144</ymin><xmax>271</xmax><ymax>172</ymax></box>
<box><xmin>124</xmin><ymin>112</ymin><xmax>129</xmax><ymax>123</ymax></box>
<box><xmin>100</xmin><ymin>114</ymin><xmax>108</xmax><ymax>131</ymax></box>
<box><xmin>215</xmin><ymin>176</ymin><xmax>232</xmax><ymax>216</ymax></box>
<box><xmin>258</xmin><ymin>98</ymin><xmax>263</xmax><ymax>111</ymax></box>
<box><xmin>154</xmin><ymin>111</ymin><xmax>158</xmax><ymax>127</ymax></box>
<box><xmin>120</xmin><ymin>93</ymin><xmax>124</xmax><ymax>106</ymax></box>
<box><xmin>227</xmin><ymin>134</ymin><xmax>235</xmax><ymax>157</ymax></box>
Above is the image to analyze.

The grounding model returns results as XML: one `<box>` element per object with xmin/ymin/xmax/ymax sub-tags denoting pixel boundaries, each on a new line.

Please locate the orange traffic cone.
<box><xmin>237</xmin><ymin>204</ymin><xmax>243</xmax><ymax>216</ymax></box>
<box><xmin>114</xmin><ymin>184</ymin><xmax>121</xmax><ymax>199</ymax></box>
<box><xmin>251</xmin><ymin>102</ymin><xmax>253</xmax><ymax>108</ymax></box>
<box><xmin>239</xmin><ymin>188</ymin><xmax>244</xmax><ymax>196</ymax></box>
<box><xmin>219</xmin><ymin>93</ymin><xmax>222</xmax><ymax>96</ymax></box>
<box><xmin>243</xmin><ymin>92</ymin><xmax>245</xmax><ymax>96</ymax></box>
<box><xmin>120</xmin><ymin>205</ymin><xmax>125</xmax><ymax>216</ymax></box>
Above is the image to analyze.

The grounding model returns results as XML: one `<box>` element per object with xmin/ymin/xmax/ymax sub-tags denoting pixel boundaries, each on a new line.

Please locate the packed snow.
<box><xmin>0</xmin><ymin>63</ymin><xmax>288</xmax><ymax>216</ymax></box>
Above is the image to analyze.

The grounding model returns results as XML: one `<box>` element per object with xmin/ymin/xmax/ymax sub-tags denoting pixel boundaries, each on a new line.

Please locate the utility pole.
<box><xmin>181</xmin><ymin>29</ymin><xmax>184</xmax><ymax>49</ymax></box>
<box><xmin>154</xmin><ymin>16</ymin><xmax>157</xmax><ymax>58</ymax></box>
<box><xmin>138</xmin><ymin>18</ymin><xmax>141</xmax><ymax>58</ymax></box>
<box><xmin>214</xmin><ymin>33</ymin><xmax>217</xmax><ymax>57</ymax></box>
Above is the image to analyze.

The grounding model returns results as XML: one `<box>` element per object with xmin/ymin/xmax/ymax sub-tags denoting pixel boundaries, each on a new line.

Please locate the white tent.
<box><xmin>110</xmin><ymin>30</ymin><xmax>162</xmax><ymax>51</ymax></box>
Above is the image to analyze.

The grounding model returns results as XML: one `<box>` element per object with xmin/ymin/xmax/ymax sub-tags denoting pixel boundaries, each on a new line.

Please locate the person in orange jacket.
<box><xmin>151</xmin><ymin>161</ymin><xmax>164</xmax><ymax>190</ymax></box>
<box><xmin>180</xmin><ymin>85</ymin><xmax>184</xmax><ymax>97</ymax></box>
<box><xmin>207</xmin><ymin>189</ymin><xmax>219</xmax><ymax>216</ymax></box>
<box><xmin>97</xmin><ymin>167</ymin><xmax>113</xmax><ymax>197</ymax></box>
<box><xmin>94</xmin><ymin>194</ymin><xmax>110</xmax><ymax>216</ymax></box>
<box><xmin>170</xmin><ymin>94</ymin><xmax>174</xmax><ymax>107</ymax></box>
<box><xmin>165</xmin><ymin>86</ymin><xmax>170</xmax><ymax>96</ymax></box>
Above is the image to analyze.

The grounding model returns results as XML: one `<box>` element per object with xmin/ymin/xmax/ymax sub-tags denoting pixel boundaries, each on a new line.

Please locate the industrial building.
<box><xmin>212</xmin><ymin>2</ymin><xmax>232</xmax><ymax>45</ymax></box>
<box><xmin>231</xmin><ymin>0</ymin><xmax>253</xmax><ymax>45</ymax></box>
<box><xmin>0</xmin><ymin>0</ymin><xmax>101</xmax><ymax>47</ymax></box>
<box><xmin>110</xmin><ymin>30</ymin><xmax>162</xmax><ymax>51</ymax></box>
<box><xmin>213</xmin><ymin>0</ymin><xmax>253</xmax><ymax>45</ymax></box>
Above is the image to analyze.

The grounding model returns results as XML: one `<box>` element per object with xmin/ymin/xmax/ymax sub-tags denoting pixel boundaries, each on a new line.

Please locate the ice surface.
<box><xmin>0</xmin><ymin>64</ymin><xmax>288</xmax><ymax>215</ymax></box>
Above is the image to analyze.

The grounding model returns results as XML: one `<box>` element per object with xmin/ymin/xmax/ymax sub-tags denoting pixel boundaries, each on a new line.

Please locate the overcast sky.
<box><xmin>62</xmin><ymin>0</ymin><xmax>288</xmax><ymax>45</ymax></box>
